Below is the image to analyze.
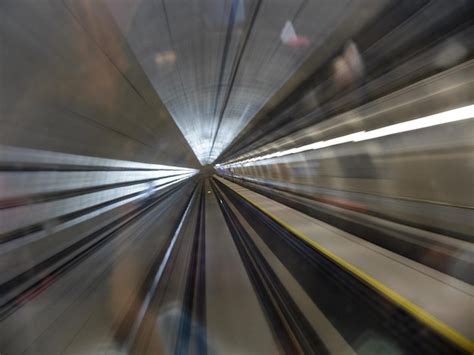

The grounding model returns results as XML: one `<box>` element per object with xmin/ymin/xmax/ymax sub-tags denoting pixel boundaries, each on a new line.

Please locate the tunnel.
<box><xmin>1</xmin><ymin>0</ymin><xmax>473</xmax><ymax>354</ymax></box>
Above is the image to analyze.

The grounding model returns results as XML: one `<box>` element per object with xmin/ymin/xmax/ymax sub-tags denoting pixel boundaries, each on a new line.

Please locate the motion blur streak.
<box><xmin>219</xmin><ymin>104</ymin><xmax>474</xmax><ymax>167</ymax></box>
<box><xmin>1</xmin><ymin>0</ymin><xmax>473</xmax><ymax>354</ymax></box>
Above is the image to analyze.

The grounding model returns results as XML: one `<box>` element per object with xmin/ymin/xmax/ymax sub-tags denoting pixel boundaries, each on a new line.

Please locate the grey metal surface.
<box><xmin>0</xmin><ymin>0</ymin><xmax>199</xmax><ymax>168</ymax></box>
<box><xmin>104</xmin><ymin>0</ymin><xmax>385</xmax><ymax>164</ymax></box>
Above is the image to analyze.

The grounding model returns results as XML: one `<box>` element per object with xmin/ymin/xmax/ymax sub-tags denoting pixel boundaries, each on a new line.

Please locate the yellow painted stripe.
<box><xmin>218</xmin><ymin>177</ymin><xmax>474</xmax><ymax>353</ymax></box>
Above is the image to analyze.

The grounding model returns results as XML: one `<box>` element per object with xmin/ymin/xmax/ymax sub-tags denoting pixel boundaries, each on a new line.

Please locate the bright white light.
<box><xmin>353</xmin><ymin>105</ymin><xmax>474</xmax><ymax>141</ymax></box>
<box><xmin>221</xmin><ymin>105</ymin><xmax>474</xmax><ymax>168</ymax></box>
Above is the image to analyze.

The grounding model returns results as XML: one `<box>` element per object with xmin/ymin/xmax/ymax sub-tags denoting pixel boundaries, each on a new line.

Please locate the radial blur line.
<box><xmin>124</xmin><ymin>185</ymin><xmax>197</xmax><ymax>351</ymax></box>
<box><xmin>221</xmin><ymin>104</ymin><xmax>474</xmax><ymax>167</ymax></box>
<box><xmin>208</xmin><ymin>0</ymin><xmax>263</xmax><ymax>162</ymax></box>
<box><xmin>105</xmin><ymin>0</ymin><xmax>361</xmax><ymax>164</ymax></box>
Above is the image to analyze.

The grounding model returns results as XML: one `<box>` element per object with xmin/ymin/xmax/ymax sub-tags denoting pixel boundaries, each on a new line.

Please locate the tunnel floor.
<box><xmin>1</xmin><ymin>174</ymin><xmax>471</xmax><ymax>354</ymax></box>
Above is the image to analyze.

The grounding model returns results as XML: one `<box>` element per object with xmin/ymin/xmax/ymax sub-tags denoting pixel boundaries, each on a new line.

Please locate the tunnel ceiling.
<box><xmin>105</xmin><ymin>0</ymin><xmax>363</xmax><ymax>165</ymax></box>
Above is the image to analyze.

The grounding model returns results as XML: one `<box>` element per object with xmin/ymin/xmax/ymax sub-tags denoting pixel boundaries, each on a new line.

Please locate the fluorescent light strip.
<box><xmin>220</xmin><ymin>105</ymin><xmax>474</xmax><ymax>168</ymax></box>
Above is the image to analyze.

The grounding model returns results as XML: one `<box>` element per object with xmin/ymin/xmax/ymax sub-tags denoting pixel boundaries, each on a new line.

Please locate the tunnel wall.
<box><xmin>220</xmin><ymin>63</ymin><xmax>474</xmax><ymax>237</ymax></box>
<box><xmin>0</xmin><ymin>0</ymin><xmax>198</xmax><ymax>168</ymax></box>
<box><xmin>0</xmin><ymin>0</ymin><xmax>200</xmax><ymax>304</ymax></box>
<box><xmin>0</xmin><ymin>145</ymin><xmax>196</xmax><ymax>302</ymax></box>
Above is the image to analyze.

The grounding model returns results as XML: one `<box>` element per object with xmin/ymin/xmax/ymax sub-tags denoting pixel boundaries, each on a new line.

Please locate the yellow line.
<box><xmin>218</xmin><ymin>177</ymin><xmax>474</xmax><ymax>353</ymax></box>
